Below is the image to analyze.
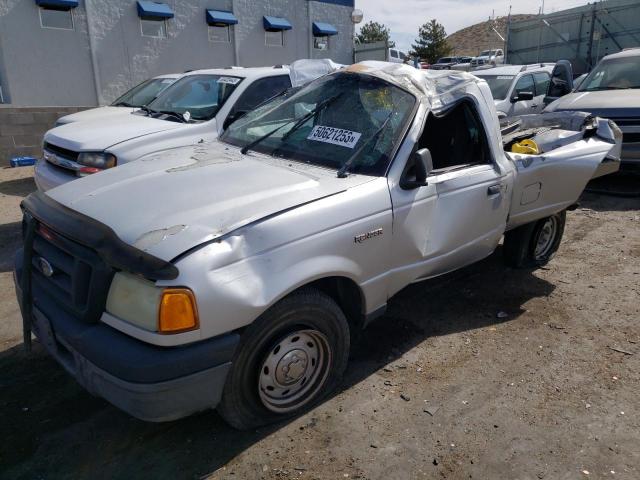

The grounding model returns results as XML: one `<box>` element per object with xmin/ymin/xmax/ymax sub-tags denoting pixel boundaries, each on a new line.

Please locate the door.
<box><xmin>507</xmin><ymin>117</ymin><xmax>618</xmax><ymax>229</ymax></box>
<box><xmin>388</xmin><ymin>99</ymin><xmax>509</xmax><ymax>294</ymax></box>
<box><xmin>532</xmin><ymin>71</ymin><xmax>551</xmax><ymax>113</ymax></box>
<box><xmin>508</xmin><ymin>74</ymin><xmax>536</xmax><ymax>116</ymax></box>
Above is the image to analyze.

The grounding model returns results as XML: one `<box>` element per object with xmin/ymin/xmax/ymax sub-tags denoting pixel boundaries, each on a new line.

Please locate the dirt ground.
<box><xmin>0</xmin><ymin>167</ymin><xmax>638</xmax><ymax>480</ymax></box>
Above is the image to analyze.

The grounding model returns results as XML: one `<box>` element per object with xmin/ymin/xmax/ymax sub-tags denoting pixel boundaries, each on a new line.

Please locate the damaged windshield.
<box><xmin>221</xmin><ymin>72</ymin><xmax>416</xmax><ymax>176</ymax></box>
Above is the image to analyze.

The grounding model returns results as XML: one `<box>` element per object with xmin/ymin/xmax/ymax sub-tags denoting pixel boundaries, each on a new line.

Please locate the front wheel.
<box><xmin>217</xmin><ymin>288</ymin><xmax>350</xmax><ymax>430</ymax></box>
<box><xmin>503</xmin><ymin>211</ymin><xmax>566</xmax><ymax>268</ymax></box>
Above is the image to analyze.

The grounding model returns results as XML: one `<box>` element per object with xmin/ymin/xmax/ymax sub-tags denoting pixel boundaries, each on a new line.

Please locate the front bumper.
<box><xmin>620</xmin><ymin>142</ymin><xmax>640</xmax><ymax>170</ymax></box>
<box><xmin>34</xmin><ymin>158</ymin><xmax>75</xmax><ymax>191</ymax></box>
<box><xmin>14</xmin><ymin>252</ymin><xmax>240</xmax><ymax>422</ymax></box>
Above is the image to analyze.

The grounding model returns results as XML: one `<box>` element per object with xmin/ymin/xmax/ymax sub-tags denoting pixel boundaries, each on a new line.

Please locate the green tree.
<box><xmin>356</xmin><ymin>21</ymin><xmax>395</xmax><ymax>48</ymax></box>
<box><xmin>411</xmin><ymin>19</ymin><xmax>452</xmax><ymax>63</ymax></box>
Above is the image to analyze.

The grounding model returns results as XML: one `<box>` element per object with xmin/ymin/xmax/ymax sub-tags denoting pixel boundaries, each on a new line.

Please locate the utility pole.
<box><xmin>504</xmin><ymin>5</ymin><xmax>512</xmax><ymax>64</ymax></box>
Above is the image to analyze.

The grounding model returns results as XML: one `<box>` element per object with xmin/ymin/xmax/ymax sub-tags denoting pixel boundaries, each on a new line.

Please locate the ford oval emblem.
<box><xmin>37</xmin><ymin>257</ymin><xmax>55</xmax><ymax>277</ymax></box>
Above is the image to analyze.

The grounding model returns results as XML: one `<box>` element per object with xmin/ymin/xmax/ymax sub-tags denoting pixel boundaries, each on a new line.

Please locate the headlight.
<box><xmin>77</xmin><ymin>151</ymin><xmax>117</xmax><ymax>174</ymax></box>
<box><xmin>106</xmin><ymin>272</ymin><xmax>198</xmax><ymax>333</ymax></box>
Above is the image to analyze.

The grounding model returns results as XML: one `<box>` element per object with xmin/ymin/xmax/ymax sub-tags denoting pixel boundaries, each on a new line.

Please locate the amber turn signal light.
<box><xmin>158</xmin><ymin>288</ymin><xmax>199</xmax><ymax>333</ymax></box>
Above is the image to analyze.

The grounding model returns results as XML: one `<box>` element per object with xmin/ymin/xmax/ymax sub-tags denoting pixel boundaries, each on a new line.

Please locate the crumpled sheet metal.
<box><xmin>345</xmin><ymin>61</ymin><xmax>480</xmax><ymax>109</ymax></box>
<box><xmin>289</xmin><ymin>59</ymin><xmax>344</xmax><ymax>87</ymax></box>
<box><xmin>515</xmin><ymin>111</ymin><xmax>593</xmax><ymax>132</ymax></box>
<box><xmin>509</xmin><ymin>111</ymin><xmax>622</xmax><ymax>158</ymax></box>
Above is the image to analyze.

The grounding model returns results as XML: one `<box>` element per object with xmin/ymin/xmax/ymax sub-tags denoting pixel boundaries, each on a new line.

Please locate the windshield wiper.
<box><xmin>138</xmin><ymin>105</ymin><xmax>156</xmax><ymax>116</ymax></box>
<box><xmin>156</xmin><ymin>110</ymin><xmax>188</xmax><ymax>123</ymax></box>
<box><xmin>337</xmin><ymin>112</ymin><xmax>393</xmax><ymax>178</ymax></box>
<box><xmin>113</xmin><ymin>101</ymin><xmax>136</xmax><ymax>107</ymax></box>
<box><xmin>240</xmin><ymin>93</ymin><xmax>342</xmax><ymax>155</ymax></box>
<box><xmin>280</xmin><ymin>92</ymin><xmax>343</xmax><ymax>143</ymax></box>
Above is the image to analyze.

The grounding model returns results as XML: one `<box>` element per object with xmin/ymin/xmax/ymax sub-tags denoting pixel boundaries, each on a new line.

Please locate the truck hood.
<box><xmin>547</xmin><ymin>90</ymin><xmax>640</xmax><ymax>116</ymax></box>
<box><xmin>45</xmin><ymin>113</ymin><xmax>185</xmax><ymax>151</ymax></box>
<box><xmin>46</xmin><ymin>141</ymin><xmax>373</xmax><ymax>262</ymax></box>
<box><xmin>56</xmin><ymin>106</ymin><xmax>136</xmax><ymax>125</ymax></box>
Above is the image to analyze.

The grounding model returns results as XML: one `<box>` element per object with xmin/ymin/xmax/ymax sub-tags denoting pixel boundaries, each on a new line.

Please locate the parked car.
<box><xmin>430</xmin><ymin>56</ymin><xmax>463</xmax><ymax>70</ymax></box>
<box><xmin>474</xmin><ymin>62</ymin><xmax>573</xmax><ymax>119</ymax></box>
<box><xmin>471</xmin><ymin>49</ymin><xmax>505</xmax><ymax>68</ymax></box>
<box><xmin>544</xmin><ymin>48</ymin><xmax>640</xmax><ymax>170</ymax></box>
<box><xmin>15</xmin><ymin>62</ymin><xmax>621</xmax><ymax>429</ymax></box>
<box><xmin>35</xmin><ymin>62</ymin><xmax>339</xmax><ymax>192</ymax></box>
<box><xmin>450</xmin><ymin>56</ymin><xmax>474</xmax><ymax>72</ymax></box>
<box><xmin>55</xmin><ymin>74</ymin><xmax>180</xmax><ymax>126</ymax></box>
<box><xmin>388</xmin><ymin>48</ymin><xmax>407</xmax><ymax>64</ymax></box>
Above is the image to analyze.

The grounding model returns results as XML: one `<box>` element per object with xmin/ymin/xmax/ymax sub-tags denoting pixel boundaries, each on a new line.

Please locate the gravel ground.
<box><xmin>0</xmin><ymin>167</ymin><xmax>638</xmax><ymax>480</ymax></box>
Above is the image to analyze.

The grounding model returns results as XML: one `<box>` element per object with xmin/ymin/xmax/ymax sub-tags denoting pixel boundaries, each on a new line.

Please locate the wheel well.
<box><xmin>300</xmin><ymin>277</ymin><xmax>365</xmax><ymax>331</ymax></box>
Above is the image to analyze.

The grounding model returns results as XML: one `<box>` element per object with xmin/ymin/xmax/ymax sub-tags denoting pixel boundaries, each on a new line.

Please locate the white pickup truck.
<box><xmin>15</xmin><ymin>62</ymin><xmax>621</xmax><ymax>429</ymax></box>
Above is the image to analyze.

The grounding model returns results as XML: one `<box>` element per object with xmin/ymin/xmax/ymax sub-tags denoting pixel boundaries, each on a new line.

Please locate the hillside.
<box><xmin>446</xmin><ymin>14</ymin><xmax>535</xmax><ymax>56</ymax></box>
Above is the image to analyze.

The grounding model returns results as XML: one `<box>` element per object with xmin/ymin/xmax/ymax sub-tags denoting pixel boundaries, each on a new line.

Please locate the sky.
<box><xmin>354</xmin><ymin>0</ymin><xmax>594</xmax><ymax>53</ymax></box>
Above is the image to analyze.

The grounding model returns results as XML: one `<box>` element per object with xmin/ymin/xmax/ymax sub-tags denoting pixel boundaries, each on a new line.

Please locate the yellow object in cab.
<box><xmin>511</xmin><ymin>139</ymin><xmax>540</xmax><ymax>155</ymax></box>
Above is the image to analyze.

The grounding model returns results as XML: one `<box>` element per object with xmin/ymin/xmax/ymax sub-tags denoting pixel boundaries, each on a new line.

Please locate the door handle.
<box><xmin>487</xmin><ymin>184</ymin><xmax>502</xmax><ymax>196</ymax></box>
<box><xmin>531</xmin><ymin>103</ymin><xmax>538</xmax><ymax>108</ymax></box>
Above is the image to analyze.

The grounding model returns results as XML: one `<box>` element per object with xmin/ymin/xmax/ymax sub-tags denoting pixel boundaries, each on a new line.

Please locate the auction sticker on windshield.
<box><xmin>217</xmin><ymin>77</ymin><xmax>241</xmax><ymax>85</ymax></box>
<box><xmin>307</xmin><ymin>125</ymin><xmax>362</xmax><ymax>148</ymax></box>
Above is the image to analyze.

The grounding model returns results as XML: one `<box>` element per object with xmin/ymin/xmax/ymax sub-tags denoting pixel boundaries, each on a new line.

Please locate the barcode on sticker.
<box><xmin>307</xmin><ymin>125</ymin><xmax>361</xmax><ymax>148</ymax></box>
<box><xmin>217</xmin><ymin>76</ymin><xmax>241</xmax><ymax>85</ymax></box>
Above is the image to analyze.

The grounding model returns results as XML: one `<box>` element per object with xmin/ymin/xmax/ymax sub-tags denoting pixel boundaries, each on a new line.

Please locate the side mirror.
<box><xmin>511</xmin><ymin>91</ymin><xmax>534</xmax><ymax>103</ymax></box>
<box><xmin>401</xmin><ymin>148</ymin><xmax>433</xmax><ymax>190</ymax></box>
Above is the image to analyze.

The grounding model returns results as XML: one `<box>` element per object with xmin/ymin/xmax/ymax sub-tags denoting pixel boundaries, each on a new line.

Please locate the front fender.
<box><xmin>164</xmin><ymin>178</ymin><xmax>394</xmax><ymax>339</ymax></box>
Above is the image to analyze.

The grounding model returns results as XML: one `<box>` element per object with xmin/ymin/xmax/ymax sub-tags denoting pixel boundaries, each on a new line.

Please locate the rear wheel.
<box><xmin>503</xmin><ymin>211</ymin><xmax>566</xmax><ymax>268</ymax></box>
<box><xmin>217</xmin><ymin>288</ymin><xmax>350</xmax><ymax>430</ymax></box>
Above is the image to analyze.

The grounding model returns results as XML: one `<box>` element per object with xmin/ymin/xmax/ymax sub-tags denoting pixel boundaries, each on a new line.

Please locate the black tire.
<box><xmin>217</xmin><ymin>288</ymin><xmax>350</xmax><ymax>430</ymax></box>
<box><xmin>503</xmin><ymin>211</ymin><xmax>566</xmax><ymax>268</ymax></box>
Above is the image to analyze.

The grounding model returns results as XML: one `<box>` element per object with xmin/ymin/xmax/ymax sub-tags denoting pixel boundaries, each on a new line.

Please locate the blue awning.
<box><xmin>136</xmin><ymin>1</ymin><xmax>174</xmax><ymax>19</ymax></box>
<box><xmin>312</xmin><ymin>21</ymin><xmax>338</xmax><ymax>36</ymax></box>
<box><xmin>263</xmin><ymin>16</ymin><xmax>292</xmax><ymax>31</ymax></box>
<box><xmin>206</xmin><ymin>10</ymin><xmax>238</xmax><ymax>26</ymax></box>
<box><xmin>35</xmin><ymin>0</ymin><xmax>78</xmax><ymax>9</ymax></box>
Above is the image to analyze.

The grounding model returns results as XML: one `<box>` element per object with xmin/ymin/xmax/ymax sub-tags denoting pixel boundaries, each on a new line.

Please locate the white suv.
<box><xmin>35</xmin><ymin>66</ymin><xmax>294</xmax><ymax>191</ymax></box>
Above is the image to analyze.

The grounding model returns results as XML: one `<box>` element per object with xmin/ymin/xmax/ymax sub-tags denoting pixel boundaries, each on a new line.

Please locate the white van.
<box><xmin>388</xmin><ymin>48</ymin><xmax>407</xmax><ymax>64</ymax></box>
<box><xmin>55</xmin><ymin>74</ymin><xmax>180</xmax><ymax>126</ymax></box>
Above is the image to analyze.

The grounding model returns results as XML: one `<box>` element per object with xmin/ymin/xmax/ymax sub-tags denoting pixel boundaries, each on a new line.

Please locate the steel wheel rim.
<box><xmin>534</xmin><ymin>217</ymin><xmax>558</xmax><ymax>259</ymax></box>
<box><xmin>258</xmin><ymin>329</ymin><xmax>331</xmax><ymax>413</ymax></box>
